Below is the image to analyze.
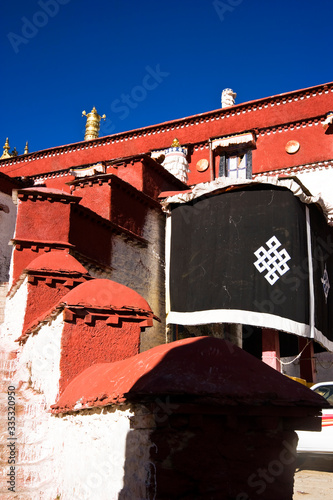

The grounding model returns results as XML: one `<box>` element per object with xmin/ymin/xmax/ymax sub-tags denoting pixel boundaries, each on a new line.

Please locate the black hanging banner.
<box><xmin>168</xmin><ymin>186</ymin><xmax>333</xmax><ymax>350</ymax></box>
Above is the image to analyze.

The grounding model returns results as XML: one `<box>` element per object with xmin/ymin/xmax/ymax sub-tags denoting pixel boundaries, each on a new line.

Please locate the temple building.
<box><xmin>0</xmin><ymin>81</ymin><xmax>332</xmax><ymax>498</ymax></box>
<box><xmin>1</xmin><ymin>81</ymin><xmax>333</xmax><ymax>380</ymax></box>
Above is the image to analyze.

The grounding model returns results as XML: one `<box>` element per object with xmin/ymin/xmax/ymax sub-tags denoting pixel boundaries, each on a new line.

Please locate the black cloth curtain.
<box><xmin>168</xmin><ymin>186</ymin><xmax>333</xmax><ymax>349</ymax></box>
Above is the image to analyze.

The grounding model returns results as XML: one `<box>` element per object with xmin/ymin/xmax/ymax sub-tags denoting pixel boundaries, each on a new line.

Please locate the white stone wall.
<box><xmin>0</xmin><ymin>192</ymin><xmax>17</xmax><ymax>283</ymax></box>
<box><xmin>281</xmin><ymin>352</ymin><xmax>333</xmax><ymax>382</ymax></box>
<box><xmin>110</xmin><ymin>208</ymin><xmax>166</xmax><ymax>351</ymax></box>
<box><xmin>18</xmin><ymin>313</ymin><xmax>63</xmax><ymax>407</ymax></box>
<box><xmin>51</xmin><ymin>406</ymin><xmax>153</xmax><ymax>500</ymax></box>
<box><xmin>314</xmin><ymin>351</ymin><xmax>333</xmax><ymax>381</ymax></box>
<box><xmin>0</xmin><ymin>286</ymin><xmax>155</xmax><ymax>499</ymax></box>
<box><xmin>1</xmin><ymin>388</ymin><xmax>153</xmax><ymax>499</ymax></box>
<box><xmin>1</xmin><ymin>277</ymin><xmax>28</xmax><ymax>349</ymax></box>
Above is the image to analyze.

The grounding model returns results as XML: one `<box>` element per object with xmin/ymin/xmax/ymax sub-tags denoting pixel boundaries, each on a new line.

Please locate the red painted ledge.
<box><xmin>51</xmin><ymin>336</ymin><xmax>327</xmax><ymax>414</ymax></box>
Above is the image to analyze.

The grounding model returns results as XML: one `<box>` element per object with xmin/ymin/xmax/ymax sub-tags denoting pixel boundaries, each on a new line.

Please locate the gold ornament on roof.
<box><xmin>82</xmin><ymin>107</ymin><xmax>106</xmax><ymax>141</ymax></box>
<box><xmin>0</xmin><ymin>138</ymin><xmax>12</xmax><ymax>159</ymax></box>
<box><xmin>171</xmin><ymin>138</ymin><xmax>180</xmax><ymax>147</ymax></box>
<box><xmin>24</xmin><ymin>141</ymin><xmax>29</xmax><ymax>154</ymax></box>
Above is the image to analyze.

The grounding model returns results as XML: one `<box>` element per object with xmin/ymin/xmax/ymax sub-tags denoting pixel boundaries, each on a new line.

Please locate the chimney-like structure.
<box><xmin>221</xmin><ymin>88</ymin><xmax>237</xmax><ymax>108</ymax></box>
<box><xmin>82</xmin><ymin>107</ymin><xmax>106</xmax><ymax>141</ymax></box>
<box><xmin>162</xmin><ymin>138</ymin><xmax>189</xmax><ymax>183</ymax></box>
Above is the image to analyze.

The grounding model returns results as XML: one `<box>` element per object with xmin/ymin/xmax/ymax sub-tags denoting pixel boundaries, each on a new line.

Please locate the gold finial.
<box><xmin>82</xmin><ymin>107</ymin><xmax>106</xmax><ymax>141</ymax></box>
<box><xmin>0</xmin><ymin>138</ymin><xmax>12</xmax><ymax>159</ymax></box>
<box><xmin>24</xmin><ymin>141</ymin><xmax>29</xmax><ymax>154</ymax></box>
<box><xmin>171</xmin><ymin>138</ymin><xmax>180</xmax><ymax>147</ymax></box>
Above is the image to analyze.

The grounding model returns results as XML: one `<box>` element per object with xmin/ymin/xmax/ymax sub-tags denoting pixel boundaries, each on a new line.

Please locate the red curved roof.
<box><xmin>62</xmin><ymin>278</ymin><xmax>152</xmax><ymax>311</ymax></box>
<box><xmin>26</xmin><ymin>251</ymin><xmax>88</xmax><ymax>275</ymax></box>
<box><xmin>51</xmin><ymin>336</ymin><xmax>326</xmax><ymax>413</ymax></box>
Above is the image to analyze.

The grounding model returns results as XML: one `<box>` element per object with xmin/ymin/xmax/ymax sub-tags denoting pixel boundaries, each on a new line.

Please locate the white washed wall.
<box><xmin>1</xmin><ymin>277</ymin><xmax>28</xmax><ymax>348</ymax></box>
<box><xmin>0</xmin><ymin>293</ymin><xmax>154</xmax><ymax>499</ymax></box>
<box><xmin>0</xmin><ymin>394</ymin><xmax>153</xmax><ymax>499</ymax></box>
<box><xmin>18</xmin><ymin>313</ymin><xmax>63</xmax><ymax>406</ymax></box>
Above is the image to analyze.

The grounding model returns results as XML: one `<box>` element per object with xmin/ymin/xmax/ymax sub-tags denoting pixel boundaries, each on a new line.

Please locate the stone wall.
<box><xmin>111</xmin><ymin>207</ymin><xmax>166</xmax><ymax>351</ymax></box>
<box><xmin>0</xmin><ymin>191</ymin><xmax>16</xmax><ymax>283</ymax></box>
<box><xmin>144</xmin><ymin>410</ymin><xmax>298</xmax><ymax>500</ymax></box>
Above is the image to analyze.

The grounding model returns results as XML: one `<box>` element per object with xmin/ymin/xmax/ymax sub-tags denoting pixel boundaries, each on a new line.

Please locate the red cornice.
<box><xmin>14</xmin><ymin>187</ymin><xmax>80</xmax><ymax>205</ymax></box>
<box><xmin>1</xmin><ymin>81</ymin><xmax>332</xmax><ymax>169</ymax></box>
<box><xmin>253</xmin><ymin>158</ymin><xmax>333</xmax><ymax>177</ymax></box>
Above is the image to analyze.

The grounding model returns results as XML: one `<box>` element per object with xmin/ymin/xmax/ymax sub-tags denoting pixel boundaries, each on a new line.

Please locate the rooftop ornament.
<box><xmin>0</xmin><ymin>138</ymin><xmax>12</xmax><ymax>159</ymax></box>
<box><xmin>162</xmin><ymin>138</ymin><xmax>189</xmax><ymax>183</ymax></box>
<box><xmin>221</xmin><ymin>88</ymin><xmax>237</xmax><ymax>108</ymax></box>
<box><xmin>82</xmin><ymin>107</ymin><xmax>106</xmax><ymax>141</ymax></box>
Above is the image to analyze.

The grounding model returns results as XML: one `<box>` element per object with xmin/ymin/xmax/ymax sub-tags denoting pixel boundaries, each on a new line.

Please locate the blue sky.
<box><xmin>1</xmin><ymin>0</ymin><xmax>332</xmax><ymax>154</ymax></box>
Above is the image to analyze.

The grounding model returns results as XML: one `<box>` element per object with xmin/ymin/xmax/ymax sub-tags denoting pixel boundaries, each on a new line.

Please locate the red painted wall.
<box><xmin>1</xmin><ymin>83</ymin><xmax>331</xmax><ymax>185</ymax></box>
<box><xmin>23</xmin><ymin>280</ymin><xmax>73</xmax><ymax>334</ymax></box>
<box><xmin>69</xmin><ymin>205</ymin><xmax>112</xmax><ymax>267</ymax></box>
<box><xmin>12</xmin><ymin>198</ymin><xmax>73</xmax><ymax>283</ymax></box>
<box><xmin>116</xmin><ymin>160</ymin><xmax>144</xmax><ymax>193</ymax></box>
<box><xmin>253</xmin><ymin>126</ymin><xmax>333</xmax><ymax>174</ymax></box>
<box><xmin>34</xmin><ymin>175</ymin><xmax>74</xmax><ymax>193</ymax></box>
<box><xmin>71</xmin><ymin>175</ymin><xmax>162</xmax><ymax>238</ymax></box>
<box><xmin>15</xmin><ymin>198</ymin><xmax>71</xmax><ymax>243</ymax></box>
<box><xmin>72</xmin><ymin>182</ymin><xmax>112</xmax><ymax>220</ymax></box>
<box><xmin>111</xmin><ymin>188</ymin><xmax>148</xmax><ymax>237</ymax></box>
<box><xmin>12</xmin><ymin>191</ymin><xmax>114</xmax><ymax>282</ymax></box>
<box><xmin>59</xmin><ymin>317</ymin><xmax>142</xmax><ymax>393</ymax></box>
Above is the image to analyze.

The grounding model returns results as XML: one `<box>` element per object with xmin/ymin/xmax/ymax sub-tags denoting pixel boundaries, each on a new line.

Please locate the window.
<box><xmin>219</xmin><ymin>149</ymin><xmax>252</xmax><ymax>179</ymax></box>
<box><xmin>211</xmin><ymin>131</ymin><xmax>255</xmax><ymax>180</ymax></box>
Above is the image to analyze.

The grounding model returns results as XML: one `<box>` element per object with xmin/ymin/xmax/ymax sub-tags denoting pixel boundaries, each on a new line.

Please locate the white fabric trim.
<box><xmin>306</xmin><ymin>206</ymin><xmax>315</xmax><ymax>338</ymax></box>
<box><xmin>161</xmin><ymin>176</ymin><xmax>333</xmax><ymax>225</ymax></box>
<box><xmin>166</xmin><ymin>309</ymin><xmax>333</xmax><ymax>351</ymax></box>
<box><xmin>165</xmin><ymin>215</ymin><xmax>171</xmax><ymax>315</ymax></box>
<box><xmin>211</xmin><ymin>133</ymin><xmax>255</xmax><ymax>150</ymax></box>
<box><xmin>71</xmin><ymin>163</ymin><xmax>105</xmax><ymax>178</ymax></box>
<box><xmin>323</xmin><ymin>112</ymin><xmax>333</xmax><ymax>128</ymax></box>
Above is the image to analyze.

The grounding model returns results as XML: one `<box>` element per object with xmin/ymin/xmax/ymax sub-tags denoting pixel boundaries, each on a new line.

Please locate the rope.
<box><xmin>277</xmin><ymin>339</ymin><xmax>312</xmax><ymax>366</ymax></box>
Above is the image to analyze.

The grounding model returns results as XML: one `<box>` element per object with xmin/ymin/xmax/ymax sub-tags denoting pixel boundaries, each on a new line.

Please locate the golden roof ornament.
<box><xmin>82</xmin><ymin>107</ymin><xmax>106</xmax><ymax>141</ymax></box>
<box><xmin>11</xmin><ymin>147</ymin><xmax>18</xmax><ymax>157</ymax></box>
<box><xmin>0</xmin><ymin>138</ymin><xmax>12</xmax><ymax>159</ymax></box>
<box><xmin>24</xmin><ymin>141</ymin><xmax>29</xmax><ymax>154</ymax></box>
<box><xmin>171</xmin><ymin>138</ymin><xmax>180</xmax><ymax>147</ymax></box>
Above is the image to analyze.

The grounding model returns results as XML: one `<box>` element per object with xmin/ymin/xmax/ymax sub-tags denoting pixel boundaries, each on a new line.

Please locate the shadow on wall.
<box><xmin>117</xmin><ymin>337</ymin><xmax>319</xmax><ymax>500</ymax></box>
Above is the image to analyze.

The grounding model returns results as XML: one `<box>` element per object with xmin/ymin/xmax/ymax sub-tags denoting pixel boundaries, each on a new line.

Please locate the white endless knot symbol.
<box><xmin>321</xmin><ymin>265</ymin><xmax>330</xmax><ymax>303</ymax></box>
<box><xmin>253</xmin><ymin>236</ymin><xmax>291</xmax><ymax>285</ymax></box>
